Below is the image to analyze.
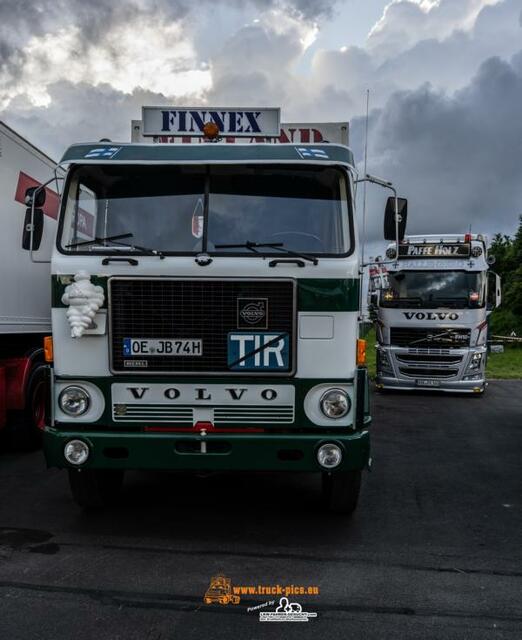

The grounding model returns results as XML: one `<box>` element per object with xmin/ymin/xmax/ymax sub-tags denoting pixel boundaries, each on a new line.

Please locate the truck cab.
<box><xmin>25</xmin><ymin>108</ymin><xmax>402</xmax><ymax>514</ymax></box>
<box><xmin>374</xmin><ymin>234</ymin><xmax>501</xmax><ymax>393</ymax></box>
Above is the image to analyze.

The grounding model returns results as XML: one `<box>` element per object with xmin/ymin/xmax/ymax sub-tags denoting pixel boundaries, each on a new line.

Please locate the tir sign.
<box><xmin>227</xmin><ymin>332</ymin><xmax>290</xmax><ymax>371</ymax></box>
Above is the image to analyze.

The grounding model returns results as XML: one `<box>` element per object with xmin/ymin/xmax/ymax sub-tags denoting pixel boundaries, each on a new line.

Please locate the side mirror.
<box><xmin>24</xmin><ymin>185</ymin><xmax>46</xmax><ymax>208</ymax></box>
<box><xmin>384</xmin><ymin>197</ymin><xmax>408</xmax><ymax>241</ymax></box>
<box><xmin>486</xmin><ymin>271</ymin><xmax>501</xmax><ymax>310</ymax></box>
<box><xmin>22</xmin><ymin>207</ymin><xmax>44</xmax><ymax>251</ymax></box>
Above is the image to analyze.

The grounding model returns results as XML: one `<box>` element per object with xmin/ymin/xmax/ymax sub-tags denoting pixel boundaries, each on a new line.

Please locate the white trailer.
<box><xmin>0</xmin><ymin>121</ymin><xmax>60</xmax><ymax>447</ymax></box>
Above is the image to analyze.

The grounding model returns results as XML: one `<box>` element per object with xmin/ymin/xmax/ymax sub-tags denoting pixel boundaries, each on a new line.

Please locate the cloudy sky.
<box><xmin>1</xmin><ymin>0</ymin><xmax>521</xmax><ymax>248</ymax></box>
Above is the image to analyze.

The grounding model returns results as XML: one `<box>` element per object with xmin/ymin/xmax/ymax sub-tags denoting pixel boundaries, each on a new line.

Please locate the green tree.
<box><xmin>489</xmin><ymin>216</ymin><xmax>522</xmax><ymax>336</ymax></box>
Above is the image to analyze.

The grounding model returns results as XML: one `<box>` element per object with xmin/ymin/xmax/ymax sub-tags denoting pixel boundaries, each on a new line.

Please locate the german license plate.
<box><xmin>416</xmin><ymin>379</ymin><xmax>440</xmax><ymax>387</ymax></box>
<box><xmin>123</xmin><ymin>338</ymin><xmax>202</xmax><ymax>356</ymax></box>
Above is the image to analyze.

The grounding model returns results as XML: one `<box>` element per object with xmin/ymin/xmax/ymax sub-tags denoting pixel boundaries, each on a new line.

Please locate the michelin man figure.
<box><xmin>61</xmin><ymin>271</ymin><xmax>105</xmax><ymax>338</ymax></box>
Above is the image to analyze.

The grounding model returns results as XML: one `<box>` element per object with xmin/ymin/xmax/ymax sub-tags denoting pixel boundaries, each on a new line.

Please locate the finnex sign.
<box><xmin>142</xmin><ymin>107</ymin><xmax>281</xmax><ymax>137</ymax></box>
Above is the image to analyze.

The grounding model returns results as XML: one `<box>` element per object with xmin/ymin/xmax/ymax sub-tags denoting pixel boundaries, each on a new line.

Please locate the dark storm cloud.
<box><xmin>3</xmin><ymin>81</ymin><xmax>172</xmax><ymax>158</ymax></box>
<box><xmin>2</xmin><ymin>0</ymin><xmax>521</xmax><ymax>251</ymax></box>
<box><xmin>351</xmin><ymin>53</ymin><xmax>522</xmax><ymax>247</ymax></box>
<box><xmin>0</xmin><ymin>0</ymin><xmax>337</xmax><ymax>83</ymax></box>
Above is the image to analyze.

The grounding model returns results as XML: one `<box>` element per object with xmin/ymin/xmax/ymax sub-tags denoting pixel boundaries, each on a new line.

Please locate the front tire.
<box><xmin>5</xmin><ymin>363</ymin><xmax>47</xmax><ymax>451</ymax></box>
<box><xmin>68</xmin><ymin>469</ymin><xmax>124</xmax><ymax>509</ymax></box>
<box><xmin>322</xmin><ymin>470</ymin><xmax>361</xmax><ymax>515</ymax></box>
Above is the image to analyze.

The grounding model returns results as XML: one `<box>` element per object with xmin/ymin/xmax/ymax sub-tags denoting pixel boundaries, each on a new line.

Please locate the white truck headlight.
<box><xmin>467</xmin><ymin>352</ymin><xmax>483</xmax><ymax>371</ymax></box>
<box><xmin>320</xmin><ymin>389</ymin><xmax>350</xmax><ymax>419</ymax></box>
<box><xmin>59</xmin><ymin>386</ymin><xmax>90</xmax><ymax>416</ymax></box>
<box><xmin>64</xmin><ymin>439</ymin><xmax>90</xmax><ymax>465</ymax></box>
<box><xmin>317</xmin><ymin>443</ymin><xmax>343</xmax><ymax>469</ymax></box>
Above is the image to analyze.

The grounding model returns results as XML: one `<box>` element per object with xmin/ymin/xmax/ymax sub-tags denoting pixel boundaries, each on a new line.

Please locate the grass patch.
<box><xmin>360</xmin><ymin>327</ymin><xmax>522</xmax><ymax>380</ymax></box>
<box><xmin>486</xmin><ymin>346</ymin><xmax>522</xmax><ymax>379</ymax></box>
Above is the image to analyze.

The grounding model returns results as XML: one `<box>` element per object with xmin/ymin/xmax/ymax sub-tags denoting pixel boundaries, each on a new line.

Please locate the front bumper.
<box><xmin>43</xmin><ymin>427</ymin><xmax>370</xmax><ymax>472</ymax></box>
<box><xmin>375</xmin><ymin>376</ymin><xmax>485</xmax><ymax>393</ymax></box>
<box><xmin>376</xmin><ymin>344</ymin><xmax>486</xmax><ymax>393</ymax></box>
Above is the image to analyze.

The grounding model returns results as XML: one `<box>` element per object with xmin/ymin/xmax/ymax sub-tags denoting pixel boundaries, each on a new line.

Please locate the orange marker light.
<box><xmin>44</xmin><ymin>336</ymin><xmax>53</xmax><ymax>363</ymax></box>
<box><xmin>356</xmin><ymin>338</ymin><xmax>367</xmax><ymax>366</ymax></box>
<box><xmin>203</xmin><ymin>121</ymin><xmax>220</xmax><ymax>139</ymax></box>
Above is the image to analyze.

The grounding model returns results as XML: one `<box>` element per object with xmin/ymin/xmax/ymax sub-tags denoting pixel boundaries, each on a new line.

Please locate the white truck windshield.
<box><xmin>381</xmin><ymin>270</ymin><xmax>486</xmax><ymax>309</ymax></box>
<box><xmin>60</xmin><ymin>164</ymin><xmax>352</xmax><ymax>256</ymax></box>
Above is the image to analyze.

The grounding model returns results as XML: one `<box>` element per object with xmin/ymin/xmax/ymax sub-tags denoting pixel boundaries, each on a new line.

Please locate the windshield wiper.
<box><xmin>382</xmin><ymin>296</ymin><xmax>422</xmax><ymax>308</ymax></box>
<box><xmin>432</xmin><ymin>296</ymin><xmax>470</xmax><ymax>308</ymax></box>
<box><xmin>66</xmin><ymin>233</ymin><xmax>133</xmax><ymax>249</ymax></box>
<box><xmin>66</xmin><ymin>233</ymin><xmax>165</xmax><ymax>259</ymax></box>
<box><xmin>214</xmin><ymin>241</ymin><xmax>318</xmax><ymax>265</ymax></box>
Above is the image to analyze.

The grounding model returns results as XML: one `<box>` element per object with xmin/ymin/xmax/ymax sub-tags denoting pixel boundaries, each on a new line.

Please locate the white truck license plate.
<box><xmin>123</xmin><ymin>338</ymin><xmax>202</xmax><ymax>356</ymax></box>
<box><xmin>416</xmin><ymin>379</ymin><xmax>440</xmax><ymax>387</ymax></box>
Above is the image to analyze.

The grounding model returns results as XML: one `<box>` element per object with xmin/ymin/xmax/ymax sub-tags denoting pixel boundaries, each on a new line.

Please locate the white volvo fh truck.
<box><xmin>22</xmin><ymin>106</ymin><xmax>406</xmax><ymax>512</ymax></box>
<box><xmin>374</xmin><ymin>234</ymin><xmax>501</xmax><ymax>393</ymax></box>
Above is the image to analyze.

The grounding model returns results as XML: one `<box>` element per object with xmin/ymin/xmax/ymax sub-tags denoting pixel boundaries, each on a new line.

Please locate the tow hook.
<box><xmin>200</xmin><ymin>428</ymin><xmax>207</xmax><ymax>454</ymax></box>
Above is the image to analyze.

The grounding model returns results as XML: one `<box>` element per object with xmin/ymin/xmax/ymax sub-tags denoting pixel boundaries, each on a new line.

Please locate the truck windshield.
<box><xmin>59</xmin><ymin>164</ymin><xmax>352</xmax><ymax>256</ymax></box>
<box><xmin>381</xmin><ymin>270</ymin><xmax>485</xmax><ymax>309</ymax></box>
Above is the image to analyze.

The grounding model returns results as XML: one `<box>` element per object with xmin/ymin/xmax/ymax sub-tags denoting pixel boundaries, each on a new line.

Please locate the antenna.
<box><xmin>361</xmin><ymin>89</ymin><xmax>370</xmax><ymax>269</ymax></box>
<box><xmin>360</xmin><ymin>89</ymin><xmax>370</xmax><ymax>322</ymax></box>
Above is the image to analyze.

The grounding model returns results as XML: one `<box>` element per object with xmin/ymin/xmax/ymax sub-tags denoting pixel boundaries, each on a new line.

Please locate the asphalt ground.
<box><xmin>0</xmin><ymin>380</ymin><xmax>521</xmax><ymax>639</ymax></box>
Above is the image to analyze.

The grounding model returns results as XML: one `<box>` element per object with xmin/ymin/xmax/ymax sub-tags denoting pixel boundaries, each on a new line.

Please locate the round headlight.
<box><xmin>59</xmin><ymin>386</ymin><xmax>90</xmax><ymax>416</ymax></box>
<box><xmin>320</xmin><ymin>388</ymin><xmax>350</xmax><ymax>419</ymax></box>
<box><xmin>64</xmin><ymin>439</ymin><xmax>90</xmax><ymax>465</ymax></box>
<box><xmin>386</xmin><ymin>247</ymin><xmax>396</xmax><ymax>259</ymax></box>
<box><xmin>317</xmin><ymin>443</ymin><xmax>343</xmax><ymax>469</ymax></box>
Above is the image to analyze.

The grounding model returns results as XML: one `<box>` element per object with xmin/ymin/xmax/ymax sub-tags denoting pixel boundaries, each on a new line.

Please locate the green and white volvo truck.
<box><xmin>25</xmin><ymin>107</ymin><xmax>404</xmax><ymax>513</ymax></box>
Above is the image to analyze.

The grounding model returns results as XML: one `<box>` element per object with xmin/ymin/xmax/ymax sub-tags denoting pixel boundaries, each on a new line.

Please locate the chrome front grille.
<box><xmin>396</xmin><ymin>353</ymin><xmax>463</xmax><ymax>365</ymax></box>
<box><xmin>213</xmin><ymin>406</ymin><xmax>294</xmax><ymax>425</ymax></box>
<box><xmin>390</xmin><ymin>327</ymin><xmax>471</xmax><ymax>349</ymax></box>
<box><xmin>112</xmin><ymin>404</ymin><xmax>295</xmax><ymax>424</ymax></box>
<box><xmin>113</xmin><ymin>404</ymin><xmax>193</xmax><ymax>423</ymax></box>
<box><xmin>398</xmin><ymin>367</ymin><xmax>459</xmax><ymax>379</ymax></box>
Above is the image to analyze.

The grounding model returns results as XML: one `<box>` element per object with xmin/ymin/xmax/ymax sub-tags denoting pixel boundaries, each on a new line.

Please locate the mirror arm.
<box><xmin>356</xmin><ymin>175</ymin><xmax>400</xmax><ymax>266</ymax></box>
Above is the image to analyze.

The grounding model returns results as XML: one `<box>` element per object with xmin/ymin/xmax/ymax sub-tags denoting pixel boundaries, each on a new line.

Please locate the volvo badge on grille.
<box><xmin>237</xmin><ymin>298</ymin><xmax>268</xmax><ymax>329</ymax></box>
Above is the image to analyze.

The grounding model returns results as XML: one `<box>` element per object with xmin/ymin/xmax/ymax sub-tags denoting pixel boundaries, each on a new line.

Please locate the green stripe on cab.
<box><xmin>298</xmin><ymin>278</ymin><xmax>359</xmax><ymax>312</ymax></box>
<box><xmin>51</xmin><ymin>276</ymin><xmax>359</xmax><ymax>312</ymax></box>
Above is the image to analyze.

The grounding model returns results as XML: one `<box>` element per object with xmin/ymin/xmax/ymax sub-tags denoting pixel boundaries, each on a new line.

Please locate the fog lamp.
<box><xmin>64</xmin><ymin>439</ymin><xmax>90</xmax><ymax>465</ymax></box>
<box><xmin>317</xmin><ymin>443</ymin><xmax>343</xmax><ymax>469</ymax></box>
